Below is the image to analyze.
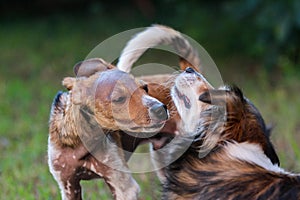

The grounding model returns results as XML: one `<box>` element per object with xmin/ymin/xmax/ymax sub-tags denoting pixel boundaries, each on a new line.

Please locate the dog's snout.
<box><xmin>185</xmin><ymin>67</ymin><xmax>195</xmax><ymax>74</ymax></box>
<box><xmin>150</xmin><ymin>104</ymin><xmax>168</xmax><ymax>121</ymax></box>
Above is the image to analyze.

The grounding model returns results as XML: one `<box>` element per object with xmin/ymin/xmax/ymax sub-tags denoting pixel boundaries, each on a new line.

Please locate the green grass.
<box><xmin>0</xmin><ymin>14</ymin><xmax>299</xmax><ymax>199</ymax></box>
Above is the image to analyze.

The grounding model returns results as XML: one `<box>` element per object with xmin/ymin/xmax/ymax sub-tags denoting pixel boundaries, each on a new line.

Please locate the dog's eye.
<box><xmin>142</xmin><ymin>84</ymin><xmax>148</xmax><ymax>93</ymax></box>
<box><xmin>112</xmin><ymin>96</ymin><xmax>126</xmax><ymax>104</ymax></box>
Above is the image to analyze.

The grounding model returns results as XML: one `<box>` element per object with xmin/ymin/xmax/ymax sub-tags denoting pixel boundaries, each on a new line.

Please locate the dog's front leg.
<box><xmin>49</xmin><ymin>157</ymin><xmax>83</xmax><ymax>200</ymax></box>
<box><xmin>104</xmin><ymin>167</ymin><xmax>140</xmax><ymax>200</ymax></box>
<box><xmin>59</xmin><ymin>177</ymin><xmax>82</xmax><ymax>200</ymax></box>
<box><xmin>86</xmin><ymin>147</ymin><xmax>140</xmax><ymax>200</ymax></box>
<box><xmin>78</xmin><ymin>109</ymin><xmax>140</xmax><ymax>199</ymax></box>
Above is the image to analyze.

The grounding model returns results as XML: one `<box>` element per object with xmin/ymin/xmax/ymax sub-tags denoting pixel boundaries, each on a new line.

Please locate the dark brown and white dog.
<box><xmin>160</xmin><ymin>67</ymin><xmax>300</xmax><ymax>200</ymax></box>
<box><xmin>48</xmin><ymin>58</ymin><xmax>169</xmax><ymax>200</ymax></box>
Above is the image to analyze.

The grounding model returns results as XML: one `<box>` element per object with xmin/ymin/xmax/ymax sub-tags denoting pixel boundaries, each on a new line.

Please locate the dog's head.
<box><xmin>63</xmin><ymin>58</ymin><xmax>168</xmax><ymax>133</ymax></box>
<box><xmin>171</xmin><ymin>67</ymin><xmax>213</xmax><ymax>136</ymax></box>
<box><xmin>172</xmin><ymin>68</ymin><xmax>279</xmax><ymax>165</ymax></box>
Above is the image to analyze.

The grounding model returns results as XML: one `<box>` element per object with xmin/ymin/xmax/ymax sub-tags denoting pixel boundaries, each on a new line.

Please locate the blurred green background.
<box><xmin>0</xmin><ymin>0</ymin><xmax>299</xmax><ymax>199</ymax></box>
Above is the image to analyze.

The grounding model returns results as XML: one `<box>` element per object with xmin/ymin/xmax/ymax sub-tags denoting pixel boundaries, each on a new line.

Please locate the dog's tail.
<box><xmin>117</xmin><ymin>24</ymin><xmax>201</xmax><ymax>73</ymax></box>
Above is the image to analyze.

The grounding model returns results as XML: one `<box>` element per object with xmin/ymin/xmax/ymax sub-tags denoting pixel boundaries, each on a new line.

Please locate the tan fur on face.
<box><xmin>93</xmin><ymin>70</ymin><xmax>147</xmax><ymax>128</ymax></box>
<box><xmin>50</xmin><ymin>61</ymin><xmax>167</xmax><ymax>148</ymax></box>
<box><xmin>136</xmin><ymin>75</ymin><xmax>182</xmax><ymax>137</ymax></box>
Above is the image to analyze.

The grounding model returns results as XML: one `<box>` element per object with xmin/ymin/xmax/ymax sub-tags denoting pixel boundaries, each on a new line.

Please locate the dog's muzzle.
<box><xmin>150</xmin><ymin>103</ymin><xmax>168</xmax><ymax>121</ymax></box>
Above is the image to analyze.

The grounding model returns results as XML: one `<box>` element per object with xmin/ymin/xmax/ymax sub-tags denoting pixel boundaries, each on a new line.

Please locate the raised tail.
<box><xmin>117</xmin><ymin>24</ymin><xmax>201</xmax><ymax>73</ymax></box>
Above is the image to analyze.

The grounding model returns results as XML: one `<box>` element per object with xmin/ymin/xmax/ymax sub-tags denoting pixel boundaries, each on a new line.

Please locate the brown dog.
<box><xmin>48</xmin><ymin>58</ymin><xmax>168</xmax><ymax>200</ymax></box>
<box><xmin>161</xmin><ymin>68</ymin><xmax>300</xmax><ymax>200</ymax></box>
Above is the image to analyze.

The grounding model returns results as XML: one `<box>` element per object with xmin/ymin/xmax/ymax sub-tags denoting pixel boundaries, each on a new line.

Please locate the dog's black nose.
<box><xmin>185</xmin><ymin>67</ymin><xmax>195</xmax><ymax>74</ymax></box>
<box><xmin>151</xmin><ymin>104</ymin><xmax>168</xmax><ymax>121</ymax></box>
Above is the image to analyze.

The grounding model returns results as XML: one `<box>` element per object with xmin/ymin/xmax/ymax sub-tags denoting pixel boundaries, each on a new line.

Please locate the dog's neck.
<box><xmin>49</xmin><ymin>91</ymin><xmax>114</xmax><ymax>149</ymax></box>
<box><xmin>224</xmin><ymin>142</ymin><xmax>285</xmax><ymax>173</ymax></box>
<box><xmin>49</xmin><ymin>92</ymin><xmax>81</xmax><ymax>147</ymax></box>
<box><xmin>174</xmin><ymin>136</ymin><xmax>284</xmax><ymax>174</ymax></box>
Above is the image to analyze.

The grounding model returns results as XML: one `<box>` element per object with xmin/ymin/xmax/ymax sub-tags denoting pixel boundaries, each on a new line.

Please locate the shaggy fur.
<box><xmin>48</xmin><ymin>58</ymin><xmax>168</xmax><ymax>200</ymax></box>
<box><xmin>161</xmin><ymin>68</ymin><xmax>300</xmax><ymax>200</ymax></box>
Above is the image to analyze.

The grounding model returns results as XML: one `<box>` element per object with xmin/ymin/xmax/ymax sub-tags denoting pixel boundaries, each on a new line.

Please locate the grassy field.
<box><xmin>0</xmin><ymin>14</ymin><xmax>299</xmax><ymax>199</ymax></box>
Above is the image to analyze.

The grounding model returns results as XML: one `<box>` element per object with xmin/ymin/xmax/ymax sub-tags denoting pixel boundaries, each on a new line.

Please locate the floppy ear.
<box><xmin>199</xmin><ymin>90</ymin><xmax>227</xmax><ymax>106</ymax></box>
<box><xmin>139</xmin><ymin>80</ymin><xmax>149</xmax><ymax>93</ymax></box>
<box><xmin>62</xmin><ymin>77</ymin><xmax>76</xmax><ymax>90</ymax></box>
<box><xmin>74</xmin><ymin>58</ymin><xmax>114</xmax><ymax>77</ymax></box>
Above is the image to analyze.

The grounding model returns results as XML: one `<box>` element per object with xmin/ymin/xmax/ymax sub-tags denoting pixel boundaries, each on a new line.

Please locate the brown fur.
<box><xmin>48</xmin><ymin>58</ymin><xmax>168</xmax><ymax>200</ymax></box>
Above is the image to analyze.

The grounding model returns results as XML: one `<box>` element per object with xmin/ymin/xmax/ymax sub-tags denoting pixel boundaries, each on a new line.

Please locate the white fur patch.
<box><xmin>90</xmin><ymin>163</ymin><xmax>103</xmax><ymax>177</ymax></box>
<box><xmin>48</xmin><ymin>139</ymin><xmax>67</xmax><ymax>200</ymax></box>
<box><xmin>225</xmin><ymin>142</ymin><xmax>288</xmax><ymax>174</ymax></box>
<box><xmin>107</xmin><ymin>177</ymin><xmax>140</xmax><ymax>200</ymax></box>
<box><xmin>142</xmin><ymin>95</ymin><xmax>158</xmax><ymax>107</ymax></box>
<box><xmin>66</xmin><ymin>181</ymin><xmax>72</xmax><ymax>196</ymax></box>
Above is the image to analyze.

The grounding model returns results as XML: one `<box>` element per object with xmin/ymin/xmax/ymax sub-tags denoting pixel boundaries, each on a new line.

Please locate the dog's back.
<box><xmin>162</xmin><ymin>142</ymin><xmax>300</xmax><ymax>200</ymax></box>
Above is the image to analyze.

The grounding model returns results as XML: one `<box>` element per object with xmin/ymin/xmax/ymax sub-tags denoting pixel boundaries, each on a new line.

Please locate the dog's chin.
<box><xmin>120</xmin><ymin>132</ymin><xmax>174</xmax><ymax>161</ymax></box>
<box><xmin>122</xmin><ymin>122</ymin><xmax>166</xmax><ymax>134</ymax></box>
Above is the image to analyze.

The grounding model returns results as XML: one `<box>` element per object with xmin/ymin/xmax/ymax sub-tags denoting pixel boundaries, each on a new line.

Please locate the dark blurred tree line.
<box><xmin>1</xmin><ymin>0</ymin><xmax>299</xmax><ymax>69</ymax></box>
<box><xmin>223</xmin><ymin>0</ymin><xmax>300</xmax><ymax>69</ymax></box>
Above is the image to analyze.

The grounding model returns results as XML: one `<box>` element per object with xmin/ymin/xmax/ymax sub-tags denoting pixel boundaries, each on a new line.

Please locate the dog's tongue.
<box><xmin>151</xmin><ymin>137</ymin><xmax>170</xmax><ymax>150</ymax></box>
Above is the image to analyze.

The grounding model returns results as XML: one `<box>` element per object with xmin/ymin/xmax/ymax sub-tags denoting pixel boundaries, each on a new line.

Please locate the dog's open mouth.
<box><xmin>149</xmin><ymin>132</ymin><xmax>174</xmax><ymax>150</ymax></box>
<box><xmin>121</xmin><ymin>132</ymin><xmax>174</xmax><ymax>161</ymax></box>
<box><xmin>175</xmin><ymin>86</ymin><xmax>191</xmax><ymax>109</ymax></box>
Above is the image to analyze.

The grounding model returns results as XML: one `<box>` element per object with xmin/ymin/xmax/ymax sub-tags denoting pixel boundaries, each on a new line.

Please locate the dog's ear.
<box><xmin>62</xmin><ymin>77</ymin><xmax>76</xmax><ymax>90</ymax></box>
<box><xmin>74</xmin><ymin>58</ymin><xmax>114</xmax><ymax>77</ymax></box>
<box><xmin>199</xmin><ymin>90</ymin><xmax>227</xmax><ymax>106</ymax></box>
<box><xmin>139</xmin><ymin>80</ymin><xmax>149</xmax><ymax>93</ymax></box>
<box><xmin>62</xmin><ymin>77</ymin><xmax>82</xmax><ymax>104</ymax></box>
